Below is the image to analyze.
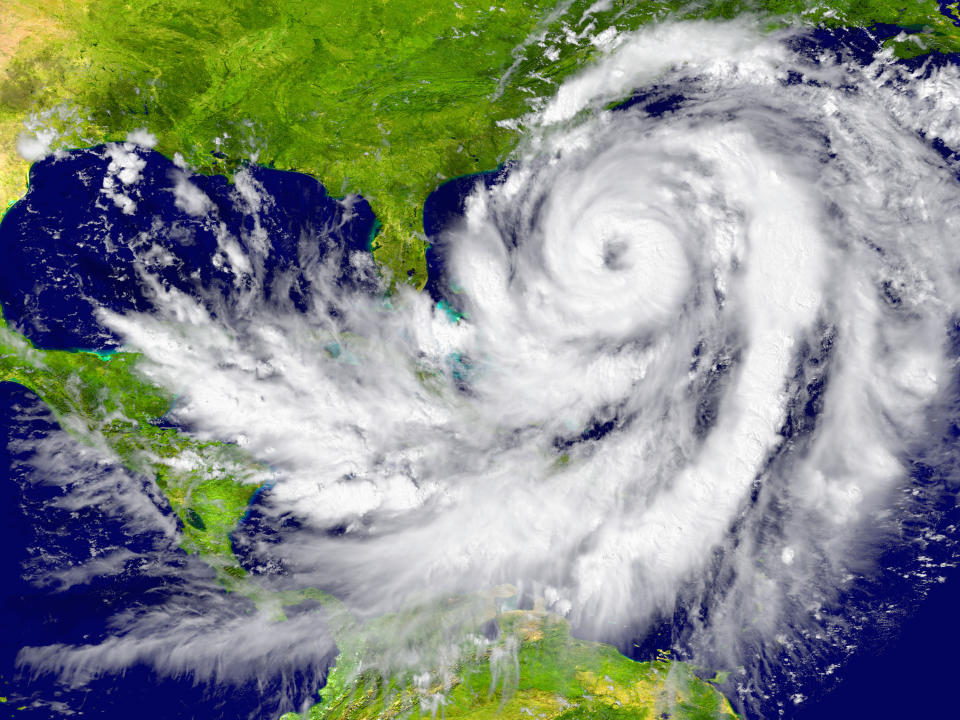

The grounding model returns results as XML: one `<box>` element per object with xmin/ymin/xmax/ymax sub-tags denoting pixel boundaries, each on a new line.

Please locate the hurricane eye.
<box><xmin>602</xmin><ymin>238</ymin><xmax>630</xmax><ymax>270</ymax></box>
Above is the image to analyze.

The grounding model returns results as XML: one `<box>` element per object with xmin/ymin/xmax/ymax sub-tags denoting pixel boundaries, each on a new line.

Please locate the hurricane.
<box><xmin>7</xmin><ymin>17</ymin><xmax>960</xmax><ymax>720</ymax></box>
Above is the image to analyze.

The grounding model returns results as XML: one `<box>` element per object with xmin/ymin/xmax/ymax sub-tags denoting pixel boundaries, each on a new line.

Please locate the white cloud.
<box><xmin>125</xmin><ymin>128</ymin><xmax>158</xmax><ymax>148</ymax></box>
<box><xmin>171</xmin><ymin>172</ymin><xmax>212</xmax><ymax>216</ymax></box>
<box><xmin>105</xmin><ymin>142</ymin><xmax>147</xmax><ymax>185</ymax></box>
<box><xmin>16</xmin><ymin>128</ymin><xmax>58</xmax><ymax>161</ymax></box>
<box><xmin>100</xmin><ymin>142</ymin><xmax>148</xmax><ymax>213</ymax></box>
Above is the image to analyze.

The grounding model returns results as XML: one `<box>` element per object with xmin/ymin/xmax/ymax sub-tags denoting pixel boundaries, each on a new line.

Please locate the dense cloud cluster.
<box><xmin>15</xmin><ymin>19</ymin><xmax>960</xmax><ymax>717</ymax></box>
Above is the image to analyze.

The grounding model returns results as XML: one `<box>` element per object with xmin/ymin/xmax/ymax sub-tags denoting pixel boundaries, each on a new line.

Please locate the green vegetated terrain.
<box><xmin>0</xmin><ymin>310</ymin><xmax>264</xmax><ymax>579</ymax></box>
<box><xmin>2</xmin><ymin>0</ymin><xmax>960</xmax><ymax>286</ymax></box>
<box><xmin>280</xmin><ymin>607</ymin><xmax>739</xmax><ymax>720</ymax></box>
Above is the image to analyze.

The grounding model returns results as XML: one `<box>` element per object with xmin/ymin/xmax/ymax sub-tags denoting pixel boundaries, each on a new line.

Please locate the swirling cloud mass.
<box><xmin>16</xmin><ymin>19</ymin><xmax>960</xmax><ymax>718</ymax></box>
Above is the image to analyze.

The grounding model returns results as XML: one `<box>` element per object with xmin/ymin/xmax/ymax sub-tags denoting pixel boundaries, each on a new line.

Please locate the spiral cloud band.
<box><xmin>19</xmin><ymin>18</ymin><xmax>960</xmax><ymax>717</ymax></box>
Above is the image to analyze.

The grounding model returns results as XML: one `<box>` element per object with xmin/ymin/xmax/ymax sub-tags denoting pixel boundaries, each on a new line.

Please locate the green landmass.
<box><xmin>2</xmin><ymin>0</ymin><xmax>960</xmax><ymax>287</ymax></box>
<box><xmin>0</xmin><ymin>310</ymin><xmax>264</xmax><ymax>578</ymax></box>
<box><xmin>280</xmin><ymin>607</ymin><xmax>739</xmax><ymax>720</ymax></box>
